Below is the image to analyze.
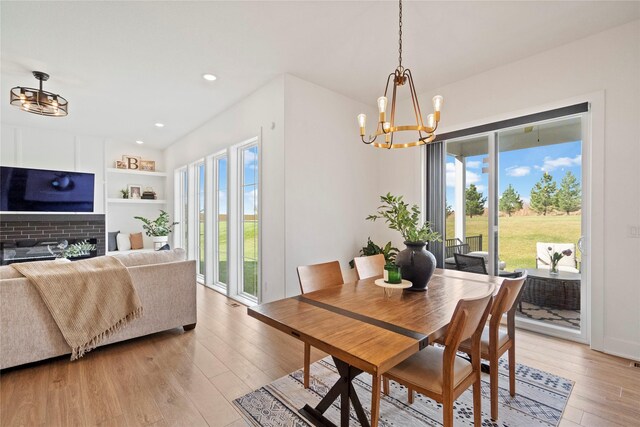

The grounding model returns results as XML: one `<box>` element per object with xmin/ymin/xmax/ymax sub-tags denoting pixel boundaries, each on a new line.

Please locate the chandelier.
<box><xmin>10</xmin><ymin>71</ymin><xmax>68</xmax><ymax>117</ymax></box>
<box><xmin>358</xmin><ymin>0</ymin><xmax>443</xmax><ymax>149</ymax></box>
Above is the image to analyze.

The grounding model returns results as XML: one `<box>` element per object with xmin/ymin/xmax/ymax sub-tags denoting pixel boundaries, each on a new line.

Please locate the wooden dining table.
<box><xmin>248</xmin><ymin>268</ymin><xmax>503</xmax><ymax>427</ymax></box>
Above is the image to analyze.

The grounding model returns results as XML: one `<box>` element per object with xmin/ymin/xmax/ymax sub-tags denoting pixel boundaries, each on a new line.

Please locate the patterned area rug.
<box><xmin>517</xmin><ymin>302</ymin><xmax>581</xmax><ymax>330</ymax></box>
<box><xmin>234</xmin><ymin>356</ymin><xmax>574</xmax><ymax>426</ymax></box>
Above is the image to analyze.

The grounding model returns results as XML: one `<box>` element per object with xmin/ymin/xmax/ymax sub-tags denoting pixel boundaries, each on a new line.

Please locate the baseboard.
<box><xmin>603</xmin><ymin>336</ymin><xmax>640</xmax><ymax>362</ymax></box>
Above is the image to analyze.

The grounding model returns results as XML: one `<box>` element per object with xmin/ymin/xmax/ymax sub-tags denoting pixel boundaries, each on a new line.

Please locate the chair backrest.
<box><xmin>454</xmin><ymin>253</ymin><xmax>488</xmax><ymax>275</ymax></box>
<box><xmin>444</xmin><ymin>289</ymin><xmax>495</xmax><ymax>349</ymax></box>
<box><xmin>490</xmin><ymin>273</ymin><xmax>527</xmax><ymax>339</ymax></box>
<box><xmin>353</xmin><ymin>254</ymin><xmax>385</xmax><ymax>280</ymax></box>
<box><xmin>297</xmin><ymin>260</ymin><xmax>344</xmax><ymax>294</ymax></box>
<box><xmin>536</xmin><ymin>242</ymin><xmax>576</xmax><ymax>269</ymax></box>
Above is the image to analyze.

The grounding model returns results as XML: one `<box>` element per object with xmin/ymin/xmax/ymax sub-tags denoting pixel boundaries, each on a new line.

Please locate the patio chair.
<box><xmin>536</xmin><ymin>243</ymin><xmax>579</xmax><ymax>273</ymax></box>
<box><xmin>454</xmin><ymin>253</ymin><xmax>488</xmax><ymax>275</ymax></box>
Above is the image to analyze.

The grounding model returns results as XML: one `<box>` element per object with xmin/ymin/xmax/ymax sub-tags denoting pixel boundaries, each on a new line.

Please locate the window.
<box><xmin>175</xmin><ymin>137</ymin><xmax>260</xmax><ymax>304</ymax></box>
<box><xmin>174</xmin><ymin>167</ymin><xmax>189</xmax><ymax>251</ymax></box>
<box><xmin>240</xmin><ymin>144</ymin><xmax>259</xmax><ymax>298</ymax></box>
<box><xmin>215</xmin><ymin>155</ymin><xmax>228</xmax><ymax>286</ymax></box>
<box><xmin>196</xmin><ymin>162</ymin><xmax>206</xmax><ymax>278</ymax></box>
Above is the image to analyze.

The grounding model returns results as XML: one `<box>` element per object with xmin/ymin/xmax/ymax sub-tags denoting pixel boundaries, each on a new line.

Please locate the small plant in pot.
<box><xmin>134</xmin><ymin>210</ymin><xmax>178</xmax><ymax>250</ymax></box>
<box><xmin>367</xmin><ymin>193</ymin><xmax>441</xmax><ymax>291</ymax></box>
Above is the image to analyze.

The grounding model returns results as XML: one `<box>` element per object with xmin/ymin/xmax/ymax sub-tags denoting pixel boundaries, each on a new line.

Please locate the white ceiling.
<box><xmin>2</xmin><ymin>1</ymin><xmax>638</xmax><ymax>150</ymax></box>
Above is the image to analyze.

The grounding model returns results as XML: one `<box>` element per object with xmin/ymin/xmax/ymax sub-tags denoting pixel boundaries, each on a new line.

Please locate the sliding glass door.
<box><xmin>443</xmin><ymin>114</ymin><xmax>587</xmax><ymax>340</ymax></box>
<box><xmin>497</xmin><ymin>118</ymin><xmax>583</xmax><ymax>332</ymax></box>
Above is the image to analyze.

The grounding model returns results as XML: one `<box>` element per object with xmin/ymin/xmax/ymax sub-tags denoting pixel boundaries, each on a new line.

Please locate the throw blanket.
<box><xmin>12</xmin><ymin>256</ymin><xmax>143</xmax><ymax>360</ymax></box>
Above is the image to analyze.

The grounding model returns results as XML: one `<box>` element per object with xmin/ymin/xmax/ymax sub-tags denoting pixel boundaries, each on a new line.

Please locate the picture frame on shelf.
<box><xmin>140</xmin><ymin>160</ymin><xmax>156</xmax><ymax>171</ymax></box>
<box><xmin>122</xmin><ymin>155</ymin><xmax>141</xmax><ymax>170</ymax></box>
<box><xmin>128</xmin><ymin>184</ymin><xmax>143</xmax><ymax>199</ymax></box>
<box><xmin>115</xmin><ymin>160</ymin><xmax>127</xmax><ymax>169</ymax></box>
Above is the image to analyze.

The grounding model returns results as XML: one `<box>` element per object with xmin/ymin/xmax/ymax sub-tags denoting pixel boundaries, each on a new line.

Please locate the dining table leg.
<box><xmin>370</xmin><ymin>373</ymin><xmax>381</xmax><ymax>427</ymax></box>
<box><xmin>298</xmin><ymin>356</ymin><xmax>369</xmax><ymax>427</ymax></box>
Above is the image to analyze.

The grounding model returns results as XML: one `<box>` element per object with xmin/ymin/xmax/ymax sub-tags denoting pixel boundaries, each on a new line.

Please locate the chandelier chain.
<box><xmin>398</xmin><ymin>0</ymin><xmax>403</xmax><ymax>69</ymax></box>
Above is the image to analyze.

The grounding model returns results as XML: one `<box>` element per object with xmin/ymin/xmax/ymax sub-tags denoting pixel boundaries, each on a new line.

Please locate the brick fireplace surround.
<box><xmin>0</xmin><ymin>214</ymin><xmax>106</xmax><ymax>263</ymax></box>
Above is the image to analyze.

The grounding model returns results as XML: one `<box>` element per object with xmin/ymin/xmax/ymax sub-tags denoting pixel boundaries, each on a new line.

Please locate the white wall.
<box><xmin>163</xmin><ymin>76</ymin><xmax>286</xmax><ymax>303</ymax></box>
<box><xmin>380</xmin><ymin>21</ymin><xmax>640</xmax><ymax>360</ymax></box>
<box><xmin>283</xmin><ymin>75</ymin><xmax>379</xmax><ymax>296</ymax></box>
<box><xmin>0</xmin><ymin>124</ymin><xmax>106</xmax><ymax>214</ymax></box>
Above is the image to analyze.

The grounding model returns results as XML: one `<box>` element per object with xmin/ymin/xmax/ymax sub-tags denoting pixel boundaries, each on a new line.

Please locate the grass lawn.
<box><xmin>446</xmin><ymin>214</ymin><xmax>581</xmax><ymax>270</ymax></box>
<box><xmin>199</xmin><ymin>219</ymin><xmax>259</xmax><ymax>296</ymax></box>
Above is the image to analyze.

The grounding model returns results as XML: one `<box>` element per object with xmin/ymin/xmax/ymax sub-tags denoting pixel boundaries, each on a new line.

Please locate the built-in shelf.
<box><xmin>107</xmin><ymin>198</ymin><xmax>167</xmax><ymax>204</ymax></box>
<box><xmin>106</xmin><ymin>168</ymin><xmax>167</xmax><ymax>177</ymax></box>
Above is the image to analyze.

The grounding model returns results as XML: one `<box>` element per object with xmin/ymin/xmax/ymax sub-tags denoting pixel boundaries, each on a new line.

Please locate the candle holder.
<box><xmin>384</xmin><ymin>263</ymin><xmax>402</xmax><ymax>284</ymax></box>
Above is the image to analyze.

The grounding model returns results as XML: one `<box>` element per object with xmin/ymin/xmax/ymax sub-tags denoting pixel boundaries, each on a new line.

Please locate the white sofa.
<box><xmin>0</xmin><ymin>249</ymin><xmax>196</xmax><ymax>369</ymax></box>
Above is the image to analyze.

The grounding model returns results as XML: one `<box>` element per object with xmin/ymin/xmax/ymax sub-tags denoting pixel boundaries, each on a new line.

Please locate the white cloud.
<box><xmin>475</xmin><ymin>184</ymin><xmax>486</xmax><ymax>193</ymax></box>
<box><xmin>540</xmin><ymin>154</ymin><xmax>581</xmax><ymax>172</ymax></box>
<box><xmin>506</xmin><ymin>166</ymin><xmax>531</xmax><ymax>177</ymax></box>
<box><xmin>466</xmin><ymin>160</ymin><xmax>481</xmax><ymax>169</ymax></box>
<box><xmin>446</xmin><ymin>162</ymin><xmax>482</xmax><ymax>187</ymax></box>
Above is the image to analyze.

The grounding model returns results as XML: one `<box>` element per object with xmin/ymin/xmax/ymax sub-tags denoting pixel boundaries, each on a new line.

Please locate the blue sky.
<box><xmin>199</xmin><ymin>147</ymin><xmax>257</xmax><ymax>216</ymax></box>
<box><xmin>446</xmin><ymin>140</ymin><xmax>582</xmax><ymax>206</ymax></box>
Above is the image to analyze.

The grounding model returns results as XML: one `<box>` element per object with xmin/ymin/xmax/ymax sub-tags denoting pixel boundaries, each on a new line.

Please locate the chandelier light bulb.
<box><xmin>383</xmin><ymin>122</ymin><xmax>391</xmax><ymax>132</ymax></box>
<box><xmin>432</xmin><ymin>95</ymin><xmax>444</xmax><ymax>112</ymax></box>
<box><xmin>427</xmin><ymin>114</ymin><xmax>435</xmax><ymax>129</ymax></box>
<box><xmin>377</xmin><ymin>96</ymin><xmax>388</xmax><ymax>122</ymax></box>
<box><xmin>357</xmin><ymin>114</ymin><xmax>367</xmax><ymax>136</ymax></box>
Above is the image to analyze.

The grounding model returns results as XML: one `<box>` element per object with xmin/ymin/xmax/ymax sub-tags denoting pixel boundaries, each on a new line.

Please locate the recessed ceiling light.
<box><xmin>155</xmin><ymin>123</ymin><xmax>165</xmax><ymax>128</ymax></box>
<box><xmin>136</xmin><ymin>140</ymin><xmax>144</xmax><ymax>145</ymax></box>
<box><xmin>202</xmin><ymin>73</ymin><xmax>217</xmax><ymax>81</ymax></box>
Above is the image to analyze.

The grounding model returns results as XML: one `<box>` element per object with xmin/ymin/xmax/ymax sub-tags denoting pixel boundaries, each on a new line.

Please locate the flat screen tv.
<box><xmin>1</xmin><ymin>166</ymin><xmax>95</xmax><ymax>212</ymax></box>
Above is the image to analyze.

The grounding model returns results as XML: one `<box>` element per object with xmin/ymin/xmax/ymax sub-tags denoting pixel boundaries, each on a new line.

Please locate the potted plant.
<box><xmin>134</xmin><ymin>210</ymin><xmax>178</xmax><ymax>250</ymax></box>
<box><xmin>349</xmin><ymin>238</ymin><xmax>398</xmax><ymax>269</ymax></box>
<box><xmin>367</xmin><ymin>193</ymin><xmax>441</xmax><ymax>291</ymax></box>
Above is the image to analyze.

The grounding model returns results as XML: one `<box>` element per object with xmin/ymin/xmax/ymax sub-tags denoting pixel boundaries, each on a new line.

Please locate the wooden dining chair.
<box><xmin>458</xmin><ymin>273</ymin><xmax>527</xmax><ymax>420</ymax></box>
<box><xmin>297</xmin><ymin>260</ymin><xmax>344</xmax><ymax>388</ymax></box>
<box><xmin>382</xmin><ymin>289</ymin><xmax>494</xmax><ymax>427</ymax></box>
<box><xmin>454</xmin><ymin>253</ymin><xmax>488</xmax><ymax>275</ymax></box>
<box><xmin>353</xmin><ymin>254</ymin><xmax>386</xmax><ymax>280</ymax></box>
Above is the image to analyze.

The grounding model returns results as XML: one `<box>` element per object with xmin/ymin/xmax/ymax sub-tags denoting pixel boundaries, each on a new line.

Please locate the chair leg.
<box><xmin>408</xmin><ymin>387</ymin><xmax>414</xmax><ymax>404</ymax></box>
<box><xmin>509</xmin><ymin>344</ymin><xmax>516</xmax><ymax>397</ymax></box>
<box><xmin>303</xmin><ymin>343</ymin><xmax>310</xmax><ymax>389</ymax></box>
<box><xmin>490</xmin><ymin>354</ymin><xmax>499</xmax><ymax>420</ymax></box>
<box><xmin>442</xmin><ymin>395</ymin><xmax>454</xmax><ymax>427</ymax></box>
<box><xmin>473</xmin><ymin>371</ymin><xmax>482</xmax><ymax>426</ymax></box>
<box><xmin>382</xmin><ymin>376</ymin><xmax>389</xmax><ymax>395</ymax></box>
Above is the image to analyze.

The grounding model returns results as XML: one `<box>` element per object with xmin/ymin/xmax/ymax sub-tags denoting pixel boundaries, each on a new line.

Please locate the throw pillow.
<box><xmin>108</xmin><ymin>231</ymin><xmax>120</xmax><ymax>251</ymax></box>
<box><xmin>129</xmin><ymin>232</ymin><xmax>144</xmax><ymax>250</ymax></box>
<box><xmin>116</xmin><ymin>233</ymin><xmax>131</xmax><ymax>251</ymax></box>
<box><xmin>156</xmin><ymin>244</ymin><xmax>171</xmax><ymax>251</ymax></box>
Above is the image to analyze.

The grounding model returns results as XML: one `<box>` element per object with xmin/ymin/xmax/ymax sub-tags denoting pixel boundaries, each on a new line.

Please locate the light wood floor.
<box><xmin>1</xmin><ymin>284</ymin><xmax>639</xmax><ymax>426</ymax></box>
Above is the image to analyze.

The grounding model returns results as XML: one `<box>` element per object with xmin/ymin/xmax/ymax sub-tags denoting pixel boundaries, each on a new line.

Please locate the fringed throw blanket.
<box><xmin>12</xmin><ymin>256</ymin><xmax>143</xmax><ymax>360</ymax></box>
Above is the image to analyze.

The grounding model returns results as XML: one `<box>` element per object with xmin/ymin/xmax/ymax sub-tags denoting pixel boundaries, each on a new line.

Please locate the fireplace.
<box><xmin>0</xmin><ymin>213</ymin><xmax>105</xmax><ymax>265</ymax></box>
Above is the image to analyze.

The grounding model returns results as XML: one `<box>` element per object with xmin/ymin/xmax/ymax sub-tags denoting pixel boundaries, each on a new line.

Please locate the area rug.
<box><xmin>234</xmin><ymin>356</ymin><xmax>574</xmax><ymax>427</ymax></box>
<box><xmin>517</xmin><ymin>302</ymin><xmax>581</xmax><ymax>330</ymax></box>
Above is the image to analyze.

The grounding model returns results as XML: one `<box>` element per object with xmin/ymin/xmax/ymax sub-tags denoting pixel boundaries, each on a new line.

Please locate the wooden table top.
<box><xmin>248</xmin><ymin>268</ymin><xmax>500</xmax><ymax>375</ymax></box>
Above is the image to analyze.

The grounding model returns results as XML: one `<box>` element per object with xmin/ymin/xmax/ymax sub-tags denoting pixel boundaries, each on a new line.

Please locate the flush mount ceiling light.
<box><xmin>10</xmin><ymin>71</ymin><xmax>68</xmax><ymax>117</ymax></box>
<box><xmin>136</xmin><ymin>140</ymin><xmax>144</xmax><ymax>145</ymax></box>
<box><xmin>202</xmin><ymin>73</ymin><xmax>217</xmax><ymax>81</ymax></box>
<box><xmin>357</xmin><ymin>0</ymin><xmax>443</xmax><ymax>149</ymax></box>
<box><xmin>155</xmin><ymin>123</ymin><xmax>165</xmax><ymax>128</ymax></box>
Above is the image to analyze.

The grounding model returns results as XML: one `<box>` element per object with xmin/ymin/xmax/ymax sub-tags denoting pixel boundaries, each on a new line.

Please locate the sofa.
<box><xmin>0</xmin><ymin>248</ymin><xmax>196</xmax><ymax>369</ymax></box>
